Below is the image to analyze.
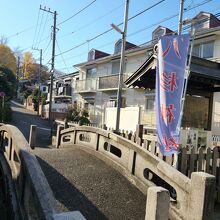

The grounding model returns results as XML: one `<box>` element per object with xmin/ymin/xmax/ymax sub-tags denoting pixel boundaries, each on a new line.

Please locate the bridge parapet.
<box><xmin>59</xmin><ymin>126</ymin><xmax>216</xmax><ymax>220</ymax></box>
<box><xmin>0</xmin><ymin>124</ymin><xmax>85</xmax><ymax>220</ymax></box>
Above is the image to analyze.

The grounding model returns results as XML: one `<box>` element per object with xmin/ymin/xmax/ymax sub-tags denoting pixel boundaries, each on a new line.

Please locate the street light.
<box><xmin>112</xmin><ymin>0</ymin><xmax>129</xmax><ymax>133</ymax></box>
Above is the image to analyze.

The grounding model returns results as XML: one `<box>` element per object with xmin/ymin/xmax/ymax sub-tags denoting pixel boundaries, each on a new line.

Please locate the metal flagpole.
<box><xmin>179</xmin><ymin>28</ymin><xmax>196</xmax><ymax>131</ymax></box>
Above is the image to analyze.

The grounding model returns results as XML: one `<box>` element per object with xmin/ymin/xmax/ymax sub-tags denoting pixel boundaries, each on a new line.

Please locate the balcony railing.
<box><xmin>98</xmin><ymin>74</ymin><xmax>129</xmax><ymax>90</ymax></box>
<box><xmin>75</xmin><ymin>78</ymin><xmax>98</xmax><ymax>92</ymax></box>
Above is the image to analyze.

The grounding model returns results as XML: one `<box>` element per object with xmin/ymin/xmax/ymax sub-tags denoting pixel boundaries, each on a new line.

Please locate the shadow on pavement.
<box><xmin>36</xmin><ymin>156</ymin><xmax>108</xmax><ymax>220</ymax></box>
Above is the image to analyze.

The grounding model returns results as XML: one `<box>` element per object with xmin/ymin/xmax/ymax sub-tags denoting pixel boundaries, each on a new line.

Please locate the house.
<box><xmin>73</xmin><ymin>11</ymin><xmax>220</xmax><ymax>131</ymax></box>
<box><xmin>73</xmin><ymin>39</ymin><xmax>154</xmax><ymax>128</ymax></box>
<box><xmin>124</xmin><ymin>11</ymin><xmax>220</xmax><ymax>147</ymax></box>
<box><xmin>44</xmin><ymin>71</ymin><xmax>79</xmax><ymax>120</ymax></box>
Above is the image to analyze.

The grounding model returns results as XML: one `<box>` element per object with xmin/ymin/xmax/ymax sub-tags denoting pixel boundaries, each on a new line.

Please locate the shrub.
<box><xmin>66</xmin><ymin>106</ymin><xmax>90</xmax><ymax>125</ymax></box>
<box><xmin>0</xmin><ymin>102</ymin><xmax>12</xmax><ymax>122</ymax></box>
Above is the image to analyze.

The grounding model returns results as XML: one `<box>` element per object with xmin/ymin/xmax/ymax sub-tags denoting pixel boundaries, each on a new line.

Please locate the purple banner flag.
<box><xmin>156</xmin><ymin>34</ymin><xmax>190</xmax><ymax>156</ymax></box>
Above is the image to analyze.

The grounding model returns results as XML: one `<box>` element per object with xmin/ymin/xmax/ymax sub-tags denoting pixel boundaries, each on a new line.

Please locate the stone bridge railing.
<box><xmin>57</xmin><ymin>125</ymin><xmax>216</xmax><ymax>220</ymax></box>
<box><xmin>0</xmin><ymin>124</ymin><xmax>85</xmax><ymax>220</ymax></box>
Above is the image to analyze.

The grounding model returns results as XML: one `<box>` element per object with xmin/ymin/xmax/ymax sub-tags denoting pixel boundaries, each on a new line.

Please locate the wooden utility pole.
<box><xmin>40</xmin><ymin>6</ymin><xmax>57</xmax><ymax>132</ymax></box>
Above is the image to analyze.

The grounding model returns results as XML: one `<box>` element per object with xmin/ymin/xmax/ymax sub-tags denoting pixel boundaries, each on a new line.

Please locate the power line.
<box><xmin>34</xmin><ymin>10</ymin><xmax>45</xmax><ymax>48</ymax></box>
<box><xmin>32</xmin><ymin>8</ymin><xmax>41</xmax><ymax>47</ymax></box>
<box><xmin>55</xmin><ymin>0</ymin><xmax>166</xmax><ymax>57</ymax></box>
<box><xmin>43</xmin><ymin>38</ymin><xmax>52</xmax><ymax>55</ymax></box>
<box><xmin>37</xmin><ymin>12</ymin><xmax>50</xmax><ymax>48</ymax></box>
<box><xmin>55</xmin><ymin>8</ymin><xmax>220</xmax><ymax>69</ymax></box>
<box><xmin>8</xmin><ymin>26</ymin><xmax>33</xmax><ymax>39</ymax></box>
<box><xmin>58</xmin><ymin>2</ymin><xmax>124</xmax><ymax>40</ymax></box>
<box><xmin>58</xmin><ymin>0</ymin><xmax>97</xmax><ymax>26</ymax></box>
<box><xmin>56</xmin><ymin>39</ymin><xmax>71</xmax><ymax>74</ymax></box>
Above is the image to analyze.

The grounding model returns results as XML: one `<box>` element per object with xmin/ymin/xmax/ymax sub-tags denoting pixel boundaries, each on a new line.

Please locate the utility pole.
<box><xmin>16</xmin><ymin>56</ymin><xmax>20</xmax><ymax>98</ymax></box>
<box><xmin>40</xmin><ymin>6</ymin><xmax>57</xmax><ymax>132</ymax></box>
<box><xmin>32</xmin><ymin>47</ymin><xmax>42</xmax><ymax>84</ymax></box>
<box><xmin>178</xmin><ymin>0</ymin><xmax>184</xmax><ymax>34</ymax></box>
<box><xmin>39</xmin><ymin>49</ymin><xmax>42</xmax><ymax>84</ymax></box>
<box><xmin>112</xmin><ymin>0</ymin><xmax>129</xmax><ymax>132</ymax></box>
<box><xmin>33</xmin><ymin>47</ymin><xmax>43</xmax><ymax>115</ymax></box>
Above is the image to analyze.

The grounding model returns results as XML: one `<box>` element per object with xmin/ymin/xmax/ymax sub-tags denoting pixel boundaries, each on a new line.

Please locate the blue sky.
<box><xmin>0</xmin><ymin>0</ymin><xmax>219</xmax><ymax>74</ymax></box>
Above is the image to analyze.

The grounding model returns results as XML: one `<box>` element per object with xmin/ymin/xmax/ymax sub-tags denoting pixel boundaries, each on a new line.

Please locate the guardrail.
<box><xmin>0</xmin><ymin>124</ymin><xmax>85</xmax><ymax>220</ymax></box>
<box><xmin>57</xmin><ymin>126</ymin><xmax>216</xmax><ymax>220</ymax></box>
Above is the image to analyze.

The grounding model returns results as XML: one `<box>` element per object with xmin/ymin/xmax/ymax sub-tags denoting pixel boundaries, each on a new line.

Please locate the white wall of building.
<box><xmin>105</xmin><ymin>107</ymin><xmax>140</xmax><ymax>132</ymax></box>
<box><xmin>212</xmin><ymin>92</ymin><xmax>220</xmax><ymax>135</ymax></box>
<box><xmin>213</xmin><ymin>34</ymin><xmax>220</xmax><ymax>60</ymax></box>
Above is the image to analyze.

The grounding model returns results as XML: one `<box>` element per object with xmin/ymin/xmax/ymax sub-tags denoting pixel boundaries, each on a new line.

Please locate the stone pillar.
<box><xmin>55</xmin><ymin>125</ymin><xmax>64</xmax><ymax>148</ymax></box>
<box><xmin>188</xmin><ymin>172</ymin><xmax>215</xmax><ymax>220</ymax></box>
<box><xmin>29</xmin><ymin>125</ymin><xmax>37</xmax><ymax>149</ymax></box>
<box><xmin>145</xmin><ymin>186</ymin><xmax>170</xmax><ymax>220</ymax></box>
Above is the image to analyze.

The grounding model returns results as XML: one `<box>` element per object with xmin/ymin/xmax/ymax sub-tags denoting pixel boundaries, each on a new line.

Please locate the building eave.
<box><xmin>74</xmin><ymin>44</ymin><xmax>153</xmax><ymax>68</ymax></box>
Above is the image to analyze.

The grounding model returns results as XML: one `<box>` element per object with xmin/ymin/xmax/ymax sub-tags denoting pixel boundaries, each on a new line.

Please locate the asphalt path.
<box><xmin>10</xmin><ymin>101</ymin><xmax>52</xmax><ymax>147</ymax></box>
<box><xmin>34</xmin><ymin>147</ymin><xmax>146</xmax><ymax>220</ymax></box>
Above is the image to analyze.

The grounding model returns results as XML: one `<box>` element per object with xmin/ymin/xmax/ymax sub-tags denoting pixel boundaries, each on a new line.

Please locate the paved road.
<box><xmin>34</xmin><ymin>147</ymin><xmax>146</xmax><ymax>220</ymax></box>
<box><xmin>10</xmin><ymin>101</ymin><xmax>52</xmax><ymax>147</ymax></box>
<box><xmin>10</xmin><ymin>101</ymin><xmax>146</xmax><ymax>219</ymax></box>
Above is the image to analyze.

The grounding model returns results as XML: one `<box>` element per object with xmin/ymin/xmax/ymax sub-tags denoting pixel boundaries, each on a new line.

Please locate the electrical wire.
<box><xmin>34</xmin><ymin>10</ymin><xmax>45</xmax><ymax>48</ymax></box>
<box><xmin>32</xmin><ymin>8</ymin><xmax>41</xmax><ymax>48</ymax></box>
<box><xmin>58</xmin><ymin>2</ymin><xmax>124</xmax><ymax>40</ymax></box>
<box><xmin>37</xmin><ymin>12</ymin><xmax>50</xmax><ymax>48</ymax></box>
<box><xmin>56</xmin><ymin>39</ymin><xmax>71</xmax><ymax>74</ymax></box>
<box><xmin>55</xmin><ymin>0</ymin><xmax>167</xmax><ymax>57</ymax></box>
<box><xmin>55</xmin><ymin>9</ymin><xmax>220</xmax><ymax>70</ymax></box>
<box><xmin>58</xmin><ymin>0</ymin><xmax>97</xmax><ymax>26</ymax></box>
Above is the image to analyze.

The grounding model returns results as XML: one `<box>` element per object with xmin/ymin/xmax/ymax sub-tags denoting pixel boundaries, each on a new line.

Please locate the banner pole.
<box><xmin>178</xmin><ymin>28</ymin><xmax>196</xmax><ymax>132</ymax></box>
<box><xmin>173</xmin><ymin>29</ymin><xmax>196</xmax><ymax>170</ymax></box>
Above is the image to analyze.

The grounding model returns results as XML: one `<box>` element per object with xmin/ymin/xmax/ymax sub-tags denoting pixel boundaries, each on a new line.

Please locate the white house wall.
<box><xmin>212</xmin><ymin>92</ymin><xmax>220</xmax><ymax>136</ymax></box>
<box><xmin>213</xmin><ymin>35</ymin><xmax>220</xmax><ymax>61</ymax></box>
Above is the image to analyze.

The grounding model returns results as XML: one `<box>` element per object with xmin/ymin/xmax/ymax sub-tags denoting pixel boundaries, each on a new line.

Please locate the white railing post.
<box><xmin>145</xmin><ymin>186</ymin><xmax>170</xmax><ymax>220</ymax></box>
<box><xmin>188</xmin><ymin>172</ymin><xmax>215</xmax><ymax>220</ymax></box>
<box><xmin>29</xmin><ymin>125</ymin><xmax>37</xmax><ymax>149</ymax></box>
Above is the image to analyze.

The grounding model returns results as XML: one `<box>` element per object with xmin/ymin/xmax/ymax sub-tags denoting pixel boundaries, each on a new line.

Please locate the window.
<box><xmin>192</xmin><ymin>41</ymin><xmax>214</xmax><ymax>59</ymax></box>
<box><xmin>86</xmin><ymin>67</ymin><xmax>97</xmax><ymax>78</ymax></box>
<box><xmin>146</xmin><ymin>98</ymin><xmax>155</xmax><ymax>111</ymax></box>
<box><xmin>112</xmin><ymin>60</ymin><xmax>120</xmax><ymax>74</ymax></box>
<box><xmin>203</xmin><ymin>42</ymin><xmax>214</xmax><ymax>58</ymax></box>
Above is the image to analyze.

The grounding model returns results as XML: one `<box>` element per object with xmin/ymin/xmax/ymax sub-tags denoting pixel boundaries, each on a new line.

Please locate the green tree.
<box><xmin>22</xmin><ymin>52</ymin><xmax>35</xmax><ymax>80</ymax></box>
<box><xmin>0</xmin><ymin>65</ymin><xmax>16</xmax><ymax>99</ymax></box>
<box><xmin>31</xmin><ymin>88</ymin><xmax>41</xmax><ymax>111</ymax></box>
<box><xmin>0</xmin><ymin>44</ymin><xmax>16</xmax><ymax>74</ymax></box>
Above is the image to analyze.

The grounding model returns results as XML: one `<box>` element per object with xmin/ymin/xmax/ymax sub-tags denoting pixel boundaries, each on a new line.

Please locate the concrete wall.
<box><xmin>105</xmin><ymin>106</ymin><xmax>140</xmax><ymax>131</ymax></box>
